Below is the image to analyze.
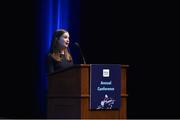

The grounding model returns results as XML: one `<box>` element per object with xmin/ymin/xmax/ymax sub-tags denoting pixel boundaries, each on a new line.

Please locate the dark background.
<box><xmin>0</xmin><ymin>0</ymin><xmax>179</xmax><ymax>119</ymax></box>
<box><xmin>80</xmin><ymin>1</ymin><xmax>180</xmax><ymax>118</ymax></box>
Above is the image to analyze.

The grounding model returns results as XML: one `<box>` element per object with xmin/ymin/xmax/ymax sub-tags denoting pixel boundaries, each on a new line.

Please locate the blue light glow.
<box><xmin>57</xmin><ymin>0</ymin><xmax>61</xmax><ymax>29</ymax></box>
<box><xmin>36</xmin><ymin>0</ymin><xmax>71</xmax><ymax>117</ymax></box>
<box><xmin>36</xmin><ymin>0</ymin><xmax>80</xmax><ymax>117</ymax></box>
<box><xmin>48</xmin><ymin>0</ymin><xmax>52</xmax><ymax>49</ymax></box>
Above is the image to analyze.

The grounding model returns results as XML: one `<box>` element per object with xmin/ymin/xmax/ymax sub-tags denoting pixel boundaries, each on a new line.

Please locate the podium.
<box><xmin>48</xmin><ymin>64</ymin><xmax>128</xmax><ymax>119</ymax></box>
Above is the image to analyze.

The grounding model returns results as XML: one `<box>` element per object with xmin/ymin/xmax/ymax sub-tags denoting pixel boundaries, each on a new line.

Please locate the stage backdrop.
<box><xmin>35</xmin><ymin>0</ymin><xmax>80</xmax><ymax>117</ymax></box>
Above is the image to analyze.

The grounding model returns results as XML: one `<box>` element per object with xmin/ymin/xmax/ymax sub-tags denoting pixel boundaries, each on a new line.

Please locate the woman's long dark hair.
<box><xmin>49</xmin><ymin>29</ymin><xmax>72</xmax><ymax>62</ymax></box>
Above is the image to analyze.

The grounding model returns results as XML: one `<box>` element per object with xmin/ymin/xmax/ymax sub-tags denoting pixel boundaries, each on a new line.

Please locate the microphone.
<box><xmin>74</xmin><ymin>42</ymin><xmax>86</xmax><ymax>64</ymax></box>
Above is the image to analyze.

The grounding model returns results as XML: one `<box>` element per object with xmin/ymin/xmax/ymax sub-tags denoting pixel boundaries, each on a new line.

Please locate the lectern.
<box><xmin>48</xmin><ymin>64</ymin><xmax>128</xmax><ymax>119</ymax></box>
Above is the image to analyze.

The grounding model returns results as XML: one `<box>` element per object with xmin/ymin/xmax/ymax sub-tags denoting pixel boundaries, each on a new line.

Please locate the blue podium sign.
<box><xmin>90</xmin><ymin>64</ymin><xmax>121</xmax><ymax>110</ymax></box>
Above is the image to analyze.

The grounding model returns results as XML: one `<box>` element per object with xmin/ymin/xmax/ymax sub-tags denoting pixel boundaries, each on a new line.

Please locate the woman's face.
<box><xmin>59</xmin><ymin>32</ymin><xmax>70</xmax><ymax>48</ymax></box>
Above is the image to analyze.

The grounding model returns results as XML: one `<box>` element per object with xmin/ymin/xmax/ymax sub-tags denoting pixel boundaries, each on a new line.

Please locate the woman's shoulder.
<box><xmin>48</xmin><ymin>53</ymin><xmax>52</xmax><ymax>59</ymax></box>
<box><xmin>47</xmin><ymin>53</ymin><xmax>54</xmax><ymax>62</ymax></box>
<box><xmin>48</xmin><ymin>53</ymin><xmax>61</xmax><ymax>63</ymax></box>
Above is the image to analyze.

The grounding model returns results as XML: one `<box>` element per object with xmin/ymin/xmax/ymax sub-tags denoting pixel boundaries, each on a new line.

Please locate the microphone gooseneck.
<box><xmin>74</xmin><ymin>42</ymin><xmax>86</xmax><ymax>64</ymax></box>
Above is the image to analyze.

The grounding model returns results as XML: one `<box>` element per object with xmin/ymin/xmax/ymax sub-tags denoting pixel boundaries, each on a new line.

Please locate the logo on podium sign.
<box><xmin>103</xmin><ymin>69</ymin><xmax>110</xmax><ymax>77</ymax></box>
<box><xmin>90</xmin><ymin>64</ymin><xmax>121</xmax><ymax>110</ymax></box>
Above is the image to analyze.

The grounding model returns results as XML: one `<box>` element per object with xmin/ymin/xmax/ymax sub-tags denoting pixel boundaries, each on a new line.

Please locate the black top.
<box><xmin>48</xmin><ymin>54</ymin><xmax>73</xmax><ymax>74</ymax></box>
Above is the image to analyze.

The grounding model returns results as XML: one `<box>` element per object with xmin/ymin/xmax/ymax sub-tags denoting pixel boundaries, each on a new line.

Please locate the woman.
<box><xmin>48</xmin><ymin>29</ymin><xmax>73</xmax><ymax>74</ymax></box>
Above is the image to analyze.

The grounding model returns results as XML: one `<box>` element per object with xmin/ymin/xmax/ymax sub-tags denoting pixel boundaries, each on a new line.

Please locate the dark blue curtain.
<box><xmin>35</xmin><ymin>0</ymin><xmax>80</xmax><ymax>117</ymax></box>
